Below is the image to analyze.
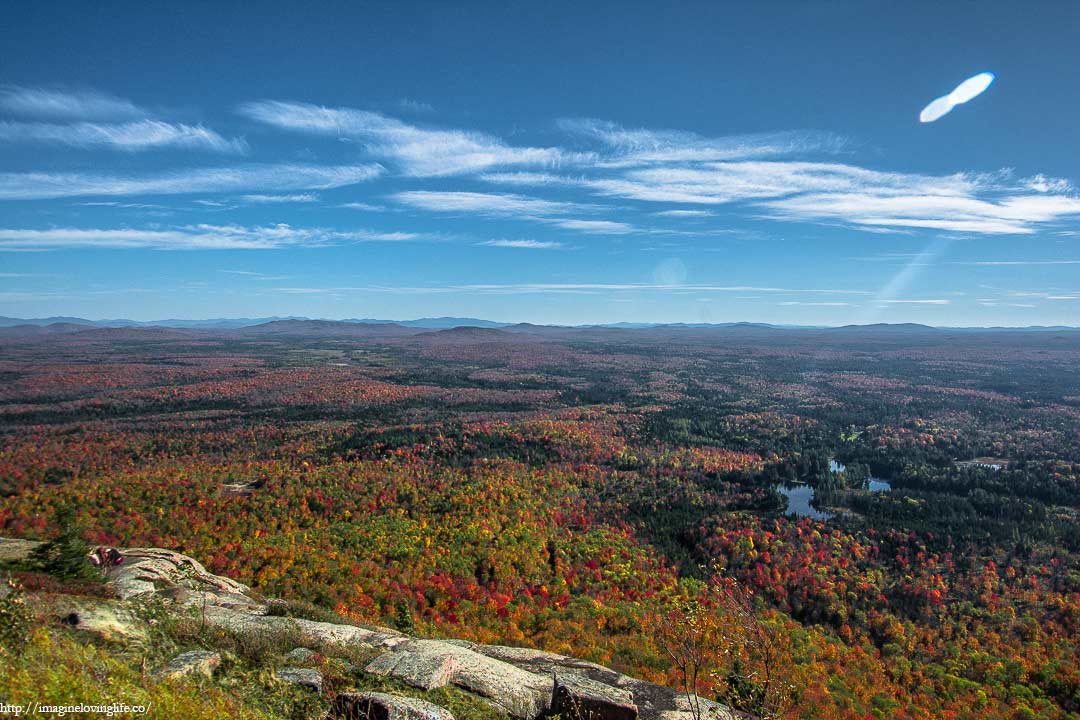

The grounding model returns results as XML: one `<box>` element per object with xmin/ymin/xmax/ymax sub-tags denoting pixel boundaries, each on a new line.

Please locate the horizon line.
<box><xmin>2</xmin><ymin>314</ymin><xmax>1078</xmax><ymax>331</ymax></box>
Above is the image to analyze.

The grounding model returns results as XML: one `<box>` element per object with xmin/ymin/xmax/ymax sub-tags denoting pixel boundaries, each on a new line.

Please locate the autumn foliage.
<box><xmin>1</xmin><ymin>327</ymin><xmax>1078</xmax><ymax>720</ymax></box>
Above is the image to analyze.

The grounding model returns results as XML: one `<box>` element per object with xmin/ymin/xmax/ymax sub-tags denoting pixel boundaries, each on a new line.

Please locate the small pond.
<box><xmin>831</xmin><ymin>458</ymin><xmax>892</xmax><ymax>492</ymax></box>
<box><xmin>775</xmin><ymin>483</ymin><xmax>834</xmax><ymax>520</ymax></box>
<box><xmin>867</xmin><ymin>478</ymin><xmax>891</xmax><ymax>492</ymax></box>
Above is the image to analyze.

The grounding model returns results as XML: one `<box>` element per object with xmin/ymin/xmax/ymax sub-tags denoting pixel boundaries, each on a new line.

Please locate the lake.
<box><xmin>830</xmin><ymin>458</ymin><xmax>891</xmax><ymax>492</ymax></box>
<box><xmin>867</xmin><ymin>478</ymin><xmax>891</xmax><ymax>492</ymax></box>
<box><xmin>775</xmin><ymin>483</ymin><xmax>834</xmax><ymax>520</ymax></box>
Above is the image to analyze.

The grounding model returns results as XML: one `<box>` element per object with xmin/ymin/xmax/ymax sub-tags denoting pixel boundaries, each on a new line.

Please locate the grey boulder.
<box><xmin>276</xmin><ymin>666</ymin><xmax>324</xmax><ymax>693</ymax></box>
<box><xmin>328</xmin><ymin>692</ymin><xmax>455</xmax><ymax>720</ymax></box>
<box><xmin>160</xmin><ymin>650</ymin><xmax>221</xmax><ymax>680</ymax></box>
<box><xmin>364</xmin><ymin>639</ymin><xmax>553</xmax><ymax>718</ymax></box>
<box><xmin>553</xmin><ymin>671</ymin><xmax>638</xmax><ymax>720</ymax></box>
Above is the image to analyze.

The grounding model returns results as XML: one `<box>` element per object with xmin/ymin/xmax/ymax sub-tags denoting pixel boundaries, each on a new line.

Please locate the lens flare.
<box><xmin>919</xmin><ymin>71</ymin><xmax>996</xmax><ymax>123</ymax></box>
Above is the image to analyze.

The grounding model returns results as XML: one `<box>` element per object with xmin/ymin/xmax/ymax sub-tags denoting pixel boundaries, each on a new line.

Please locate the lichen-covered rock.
<box><xmin>285</xmin><ymin>647</ymin><xmax>318</xmax><ymax>663</ymax></box>
<box><xmin>328</xmin><ymin>692</ymin><xmax>455</xmax><ymax>720</ymax></box>
<box><xmin>480</xmin><ymin>645</ymin><xmax>617</xmax><ymax>681</ymax></box>
<box><xmin>553</xmin><ymin>671</ymin><xmax>637</xmax><ymax>720</ymax></box>
<box><xmin>276</xmin><ymin>666</ymin><xmax>323</xmax><ymax>693</ymax></box>
<box><xmin>220</xmin><ymin>480</ymin><xmax>264</xmax><ymax>497</ymax></box>
<box><xmin>201</xmin><ymin>604</ymin><xmax>404</xmax><ymax>652</ymax></box>
<box><xmin>657</xmin><ymin>704</ymin><xmax>741</xmax><ymax>720</ymax></box>
<box><xmin>105</xmin><ymin>547</ymin><xmax>250</xmax><ymax>601</ymax></box>
<box><xmin>0</xmin><ymin>537</ymin><xmax>40</xmax><ymax>563</ymax></box>
<box><xmin>49</xmin><ymin>596</ymin><xmax>146</xmax><ymax>643</ymax></box>
<box><xmin>160</xmin><ymin>650</ymin><xmax>221</xmax><ymax>680</ymax></box>
<box><xmin>365</xmin><ymin>639</ymin><xmax>553</xmax><ymax>718</ymax></box>
<box><xmin>655</xmin><ymin>695</ymin><xmax>742</xmax><ymax>720</ymax></box>
<box><xmin>478</xmin><ymin>644</ymin><xmax>744</xmax><ymax>720</ymax></box>
<box><xmin>364</xmin><ymin>645</ymin><xmax>456</xmax><ymax>690</ymax></box>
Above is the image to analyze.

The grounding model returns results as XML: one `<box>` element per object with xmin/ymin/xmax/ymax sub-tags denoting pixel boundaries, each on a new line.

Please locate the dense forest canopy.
<box><xmin>1</xmin><ymin>323</ymin><xmax>1078</xmax><ymax>720</ymax></box>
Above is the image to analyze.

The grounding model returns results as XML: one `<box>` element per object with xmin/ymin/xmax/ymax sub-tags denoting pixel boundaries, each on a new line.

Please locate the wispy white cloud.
<box><xmin>0</xmin><ymin>87</ymin><xmax>244</xmax><ymax>154</ymax></box>
<box><xmin>479</xmin><ymin>239</ymin><xmax>563</xmax><ymax>249</ymax></box>
<box><xmin>765</xmin><ymin>190</ymin><xmax>1080</xmax><ymax>234</ymax></box>
<box><xmin>950</xmin><ymin>259</ymin><xmax>1080</xmax><ymax>266</ymax></box>
<box><xmin>240</xmin><ymin>193</ymin><xmax>318</xmax><ymax>203</ymax></box>
<box><xmin>0</xmin><ymin>223</ymin><xmax>425</xmax><ymax>250</ymax></box>
<box><xmin>557</xmin><ymin>118</ymin><xmax>846</xmax><ymax>167</ymax></box>
<box><xmin>479</xmin><ymin>171</ymin><xmax>576</xmax><ymax>187</ymax></box>
<box><xmin>6</xmin><ymin>93</ymin><xmax>1080</xmax><ymax>250</ymax></box>
<box><xmin>0</xmin><ymin>86</ymin><xmax>144</xmax><ymax>120</ymax></box>
<box><xmin>653</xmin><ymin>209</ymin><xmax>714</xmax><ymax>217</ymax></box>
<box><xmin>0</xmin><ymin>164</ymin><xmax>383</xmax><ymax>200</ymax></box>
<box><xmin>396</xmin><ymin>98</ymin><xmax>435</xmax><ymax>114</ymax></box>
<box><xmin>483</xmin><ymin>159</ymin><xmax>1056</xmax><ymax>236</ymax></box>
<box><xmin>852</xmin><ymin>252</ymin><xmax>923</xmax><ymax>263</ymax></box>
<box><xmin>585</xmin><ymin>162</ymin><xmax>976</xmax><ymax>205</ymax></box>
<box><xmin>219</xmin><ymin>269</ymin><xmax>289</xmax><ymax>279</ymax></box>
<box><xmin>338</xmin><ymin>201</ymin><xmax>387</xmax><ymax>211</ymax></box>
<box><xmin>256</xmin><ymin>282</ymin><xmax>872</xmax><ymax>297</ymax></box>
<box><xmin>272</xmin><ymin>287</ymin><xmax>339</xmax><ymax>295</ymax></box>
<box><xmin>1004</xmin><ymin>289</ymin><xmax>1080</xmax><ymax>301</ymax></box>
<box><xmin>1025</xmin><ymin>174</ymin><xmax>1073</xmax><ymax>194</ymax></box>
<box><xmin>391</xmin><ymin>190</ymin><xmax>637</xmax><ymax>234</ymax></box>
<box><xmin>0</xmin><ymin>226</ymin><xmax>298</xmax><ymax>250</ymax></box>
<box><xmin>979</xmin><ymin>300</ymin><xmax>1038</xmax><ymax>308</ymax></box>
<box><xmin>881</xmin><ymin>299</ymin><xmax>951</xmax><ymax>305</ymax></box>
<box><xmin>378</xmin><ymin>283</ymin><xmax>871</xmax><ymax>295</ymax></box>
<box><xmin>392</xmin><ymin>190</ymin><xmax>583</xmax><ymax>217</ymax></box>
<box><xmin>473</xmin><ymin>119</ymin><xmax>1080</xmax><ymax>237</ymax></box>
<box><xmin>778</xmin><ymin>301</ymin><xmax>852</xmax><ymax>306</ymax></box>
<box><xmin>341</xmin><ymin>230</ymin><xmax>426</xmax><ymax>242</ymax></box>
<box><xmin>76</xmin><ymin>200</ymin><xmax>171</xmax><ymax>210</ymax></box>
<box><xmin>0</xmin><ymin>290</ymin><xmax>70</xmax><ymax>300</ymax></box>
<box><xmin>239</xmin><ymin>100</ymin><xmax>588</xmax><ymax>176</ymax></box>
<box><xmin>0</xmin><ymin>119</ymin><xmax>246</xmax><ymax>153</ymax></box>
<box><xmin>549</xmin><ymin>219</ymin><xmax>634</xmax><ymax>234</ymax></box>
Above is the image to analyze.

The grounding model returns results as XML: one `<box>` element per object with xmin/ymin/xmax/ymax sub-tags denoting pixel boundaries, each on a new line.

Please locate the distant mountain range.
<box><xmin>0</xmin><ymin>315</ymin><xmax>510</xmax><ymax>330</ymax></box>
<box><xmin>1</xmin><ymin>315</ymin><xmax>1077</xmax><ymax>333</ymax></box>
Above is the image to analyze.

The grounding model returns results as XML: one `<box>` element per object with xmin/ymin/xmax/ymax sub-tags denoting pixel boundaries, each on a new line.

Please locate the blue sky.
<box><xmin>2</xmin><ymin>1</ymin><xmax>1079</xmax><ymax>326</ymax></box>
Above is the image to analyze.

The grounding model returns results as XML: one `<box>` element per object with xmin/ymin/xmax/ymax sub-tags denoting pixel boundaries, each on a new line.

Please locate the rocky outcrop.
<box><xmin>277</xmin><ymin>667</ymin><xmax>324</xmax><ymax>693</ymax></box>
<box><xmin>160</xmin><ymin>650</ymin><xmax>221</xmax><ymax>680</ymax></box>
<box><xmin>553</xmin><ymin>672</ymin><xmax>638</xmax><ymax>720</ymax></box>
<box><xmin>285</xmin><ymin>647</ymin><xmax>318</xmax><ymax>663</ymax></box>
<box><xmin>365</xmin><ymin>639</ymin><xmax>554</xmax><ymax>718</ymax></box>
<box><xmin>104</xmin><ymin>547</ymin><xmax>255</xmax><ymax>607</ymax></box>
<box><xmin>0</xmin><ymin>536</ymin><xmax>39</xmax><ymax>563</ymax></box>
<box><xmin>329</xmin><ymin>692</ymin><xmax>456</xmax><ymax>720</ymax></box>
<box><xmin>3</xmin><ymin>539</ymin><xmax>745</xmax><ymax>720</ymax></box>
<box><xmin>50</xmin><ymin>595</ymin><xmax>148</xmax><ymax>643</ymax></box>
<box><xmin>220</xmin><ymin>480</ymin><xmax>266</xmax><ymax>497</ymax></box>
<box><xmin>474</xmin><ymin>644</ymin><xmax>741</xmax><ymax>720</ymax></box>
<box><xmin>200</xmin><ymin>603</ymin><xmax>408</xmax><ymax>651</ymax></box>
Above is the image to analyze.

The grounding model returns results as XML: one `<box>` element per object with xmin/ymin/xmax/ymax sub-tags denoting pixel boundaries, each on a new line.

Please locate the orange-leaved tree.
<box><xmin>655</xmin><ymin>569</ymin><xmax>794</xmax><ymax>720</ymax></box>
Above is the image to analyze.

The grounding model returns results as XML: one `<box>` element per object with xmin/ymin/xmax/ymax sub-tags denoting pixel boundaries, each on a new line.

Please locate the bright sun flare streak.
<box><xmin>919</xmin><ymin>71</ymin><xmax>996</xmax><ymax>123</ymax></box>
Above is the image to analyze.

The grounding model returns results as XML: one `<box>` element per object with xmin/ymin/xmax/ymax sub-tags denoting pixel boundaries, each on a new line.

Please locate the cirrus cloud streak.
<box><xmin>240</xmin><ymin>100</ymin><xmax>590</xmax><ymax>176</ymax></box>
<box><xmin>0</xmin><ymin>164</ymin><xmax>383</xmax><ymax>200</ymax></box>
<box><xmin>0</xmin><ymin>223</ymin><xmax>427</xmax><ymax>250</ymax></box>
<box><xmin>0</xmin><ymin>119</ymin><xmax>246</xmax><ymax>153</ymax></box>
